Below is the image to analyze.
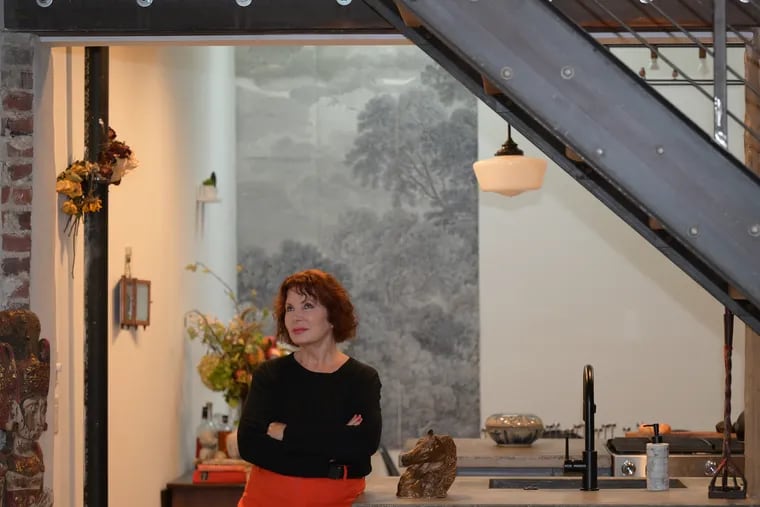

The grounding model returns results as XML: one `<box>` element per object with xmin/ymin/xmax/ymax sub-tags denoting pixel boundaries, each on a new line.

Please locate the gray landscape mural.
<box><xmin>234</xmin><ymin>45</ymin><xmax>479</xmax><ymax>448</ymax></box>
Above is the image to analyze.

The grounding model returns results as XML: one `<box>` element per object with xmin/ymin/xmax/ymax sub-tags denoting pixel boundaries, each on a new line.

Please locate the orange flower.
<box><xmin>55</xmin><ymin>179</ymin><xmax>83</xmax><ymax>198</ymax></box>
<box><xmin>83</xmin><ymin>198</ymin><xmax>103</xmax><ymax>213</ymax></box>
<box><xmin>246</xmin><ymin>348</ymin><xmax>265</xmax><ymax>365</ymax></box>
<box><xmin>61</xmin><ymin>200</ymin><xmax>79</xmax><ymax>216</ymax></box>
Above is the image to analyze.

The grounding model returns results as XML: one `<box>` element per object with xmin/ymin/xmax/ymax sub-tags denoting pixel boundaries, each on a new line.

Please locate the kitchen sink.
<box><xmin>489</xmin><ymin>478</ymin><xmax>686</xmax><ymax>490</ymax></box>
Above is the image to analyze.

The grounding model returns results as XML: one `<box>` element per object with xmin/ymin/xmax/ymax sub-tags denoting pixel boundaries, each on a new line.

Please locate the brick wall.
<box><xmin>0</xmin><ymin>32</ymin><xmax>34</xmax><ymax>310</ymax></box>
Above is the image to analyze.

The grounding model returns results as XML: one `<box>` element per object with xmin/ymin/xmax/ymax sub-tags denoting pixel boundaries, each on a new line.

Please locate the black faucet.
<box><xmin>563</xmin><ymin>364</ymin><xmax>598</xmax><ymax>491</ymax></box>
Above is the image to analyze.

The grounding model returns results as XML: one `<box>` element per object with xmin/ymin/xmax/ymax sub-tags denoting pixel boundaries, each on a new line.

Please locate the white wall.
<box><xmin>479</xmin><ymin>46</ymin><xmax>748</xmax><ymax>434</ymax></box>
<box><xmin>34</xmin><ymin>45</ymin><xmax>237</xmax><ymax>507</ymax></box>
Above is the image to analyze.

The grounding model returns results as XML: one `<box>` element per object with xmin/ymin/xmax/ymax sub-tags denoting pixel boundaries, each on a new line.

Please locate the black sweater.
<box><xmin>237</xmin><ymin>354</ymin><xmax>382</xmax><ymax>478</ymax></box>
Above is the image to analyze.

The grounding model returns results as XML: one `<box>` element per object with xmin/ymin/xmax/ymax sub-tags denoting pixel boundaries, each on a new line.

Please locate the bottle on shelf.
<box><xmin>217</xmin><ymin>415</ymin><xmax>233</xmax><ymax>456</ymax></box>
<box><xmin>195</xmin><ymin>402</ymin><xmax>218</xmax><ymax>461</ymax></box>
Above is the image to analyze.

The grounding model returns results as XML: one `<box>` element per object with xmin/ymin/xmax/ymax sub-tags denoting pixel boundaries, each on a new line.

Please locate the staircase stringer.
<box><xmin>363</xmin><ymin>0</ymin><xmax>760</xmax><ymax>334</ymax></box>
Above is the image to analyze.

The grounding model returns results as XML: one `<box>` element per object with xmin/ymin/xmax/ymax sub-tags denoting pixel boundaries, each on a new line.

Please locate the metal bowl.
<box><xmin>484</xmin><ymin>413</ymin><xmax>544</xmax><ymax>446</ymax></box>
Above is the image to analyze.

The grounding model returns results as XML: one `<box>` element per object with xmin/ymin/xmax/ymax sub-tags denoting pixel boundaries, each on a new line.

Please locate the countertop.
<box><xmin>354</xmin><ymin>476</ymin><xmax>760</xmax><ymax>506</ymax></box>
<box><xmin>403</xmin><ymin>438</ymin><xmax>612</xmax><ymax>472</ymax></box>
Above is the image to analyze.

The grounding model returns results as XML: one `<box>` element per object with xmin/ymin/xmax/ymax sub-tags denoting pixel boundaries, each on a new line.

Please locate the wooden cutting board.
<box><xmin>624</xmin><ymin>431</ymin><xmax>734</xmax><ymax>438</ymax></box>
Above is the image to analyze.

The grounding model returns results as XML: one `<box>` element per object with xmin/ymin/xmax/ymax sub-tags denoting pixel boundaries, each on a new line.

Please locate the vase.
<box><xmin>225</xmin><ymin>398</ymin><xmax>244</xmax><ymax>459</ymax></box>
<box><xmin>225</xmin><ymin>430</ymin><xmax>240</xmax><ymax>459</ymax></box>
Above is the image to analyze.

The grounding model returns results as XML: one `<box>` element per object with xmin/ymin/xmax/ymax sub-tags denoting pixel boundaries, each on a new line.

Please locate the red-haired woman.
<box><xmin>237</xmin><ymin>269</ymin><xmax>382</xmax><ymax>507</ymax></box>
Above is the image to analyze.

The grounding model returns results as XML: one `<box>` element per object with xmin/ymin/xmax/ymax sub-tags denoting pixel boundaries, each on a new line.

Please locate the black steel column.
<box><xmin>84</xmin><ymin>46</ymin><xmax>109</xmax><ymax>507</ymax></box>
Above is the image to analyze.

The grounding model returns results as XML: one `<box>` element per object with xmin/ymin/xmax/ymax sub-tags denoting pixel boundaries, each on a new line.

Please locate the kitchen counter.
<box><xmin>354</xmin><ymin>476</ymin><xmax>760</xmax><ymax>506</ymax></box>
<box><xmin>403</xmin><ymin>438</ymin><xmax>612</xmax><ymax>475</ymax></box>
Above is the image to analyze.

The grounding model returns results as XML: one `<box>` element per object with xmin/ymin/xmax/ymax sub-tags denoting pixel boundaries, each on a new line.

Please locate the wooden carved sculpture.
<box><xmin>0</xmin><ymin>310</ymin><xmax>52</xmax><ymax>507</ymax></box>
<box><xmin>396</xmin><ymin>430</ymin><xmax>457</xmax><ymax>498</ymax></box>
<box><xmin>0</xmin><ymin>343</ymin><xmax>18</xmax><ymax>507</ymax></box>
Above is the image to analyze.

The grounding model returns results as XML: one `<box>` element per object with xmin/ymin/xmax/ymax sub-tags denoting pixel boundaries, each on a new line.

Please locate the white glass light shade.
<box><xmin>473</xmin><ymin>155</ymin><xmax>547</xmax><ymax>197</ymax></box>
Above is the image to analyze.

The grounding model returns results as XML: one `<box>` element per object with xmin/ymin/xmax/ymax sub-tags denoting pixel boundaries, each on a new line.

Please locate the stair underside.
<box><xmin>364</xmin><ymin>0</ymin><xmax>760</xmax><ymax>334</ymax></box>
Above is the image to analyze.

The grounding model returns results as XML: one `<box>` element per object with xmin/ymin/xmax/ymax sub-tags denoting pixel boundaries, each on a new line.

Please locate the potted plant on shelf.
<box><xmin>184</xmin><ymin>262</ymin><xmax>285</xmax><ymax>410</ymax></box>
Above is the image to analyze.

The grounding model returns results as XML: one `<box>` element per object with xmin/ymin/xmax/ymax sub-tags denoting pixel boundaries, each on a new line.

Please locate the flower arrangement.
<box><xmin>56</xmin><ymin>126</ymin><xmax>139</xmax><ymax>270</ymax></box>
<box><xmin>185</xmin><ymin>262</ymin><xmax>285</xmax><ymax>408</ymax></box>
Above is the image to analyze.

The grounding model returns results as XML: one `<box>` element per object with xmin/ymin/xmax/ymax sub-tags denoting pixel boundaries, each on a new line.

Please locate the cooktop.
<box><xmin>607</xmin><ymin>437</ymin><xmax>744</xmax><ymax>455</ymax></box>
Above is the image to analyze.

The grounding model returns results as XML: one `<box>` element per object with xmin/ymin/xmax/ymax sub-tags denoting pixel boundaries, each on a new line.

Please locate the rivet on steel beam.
<box><xmin>500</xmin><ymin>67</ymin><xmax>513</xmax><ymax>80</ymax></box>
<box><xmin>688</xmin><ymin>226</ymin><xmax>700</xmax><ymax>236</ymax></box>
<box><xmin>36</xmin><ymin>0</ymin><xmax>52</xmax><ymax>6</ymax></box>
<box><xmin>749</xmin><ymin>224</ymin><xmax>760</xmax><ymax>237</ymax></box>
<box><xmin>136</xmin><ymin>0</ymin><xmax>152</xmax><ymax>6</ymax></box>
<box><xmin>561</xmin><ymin>66</ymin><xmax>575</xmax><ymax>79</ymax></box>
<box><xmin>655</xmin><ymin>146</ymin><xmax>665</xmax><ymax>155</ymax></box>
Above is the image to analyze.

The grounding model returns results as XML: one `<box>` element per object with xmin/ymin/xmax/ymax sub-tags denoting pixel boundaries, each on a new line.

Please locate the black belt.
<box><xmin>327</xmin><ymin>463</ymin><xmax>348</xmax><ymax>480</ymax></box>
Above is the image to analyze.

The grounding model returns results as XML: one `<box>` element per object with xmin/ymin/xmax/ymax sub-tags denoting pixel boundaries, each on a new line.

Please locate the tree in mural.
<box><xmin>420</xmin><ymin>64</ymin><xmax>474</xmax><ymax>107</ymax></box>
<box><xmin>237</xmin><ymin>240</ymin><xmax>353</xmax><ymax>315</ymax></box>
<box><xmin>344</xmin><ymin>78</ymin><xmax>478</xmax><ymax>253</ymax></box>
<box><xmin>336</xmin><ymin>64</ymin><xmax>479</xmax><ymax>446</ymax></box>
<box><xmin>325</xmin><ymin>207</ymin><xmax>479</xmax><ymax>446</ymax></box>
<box><xmin>235</xmin><ymin>54</ymin><xmax>480</xmax><ymax>448</ymax></box>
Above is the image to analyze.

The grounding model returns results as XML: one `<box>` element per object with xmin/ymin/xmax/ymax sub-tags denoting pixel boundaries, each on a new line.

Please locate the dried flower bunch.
<box><xmin>55</xmin><ymin>126</ymin><xmax>139</xmax><ymax>240</ymax></box>
<box><xmin>185</xmin><ymin>262</ymin><xmax>285</xmax><ymax>407</ymax></box>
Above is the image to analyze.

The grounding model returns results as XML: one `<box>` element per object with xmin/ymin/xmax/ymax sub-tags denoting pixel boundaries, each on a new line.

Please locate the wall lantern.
<box><xmin>119</xmin><ymin>276</ymin><xmax>151</xmax><ymax>329</ymax></box>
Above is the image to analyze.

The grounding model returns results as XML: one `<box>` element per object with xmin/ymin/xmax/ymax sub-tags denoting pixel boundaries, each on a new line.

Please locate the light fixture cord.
<box><xmin>495</xmin><ymin>123</ymin><xmax>524</xmax><ymax>156</ymax></box>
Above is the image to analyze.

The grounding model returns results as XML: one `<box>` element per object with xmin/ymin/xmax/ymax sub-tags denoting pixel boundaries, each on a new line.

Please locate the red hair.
<box><xmin>273</xmin><ymin>269</ymin><xmax>358</xmax><ymax>345</ymax></box>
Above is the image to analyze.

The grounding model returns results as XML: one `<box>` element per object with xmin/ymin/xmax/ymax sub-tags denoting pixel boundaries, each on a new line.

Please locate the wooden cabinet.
<box><xmin>162</xmin><ymin>473</ymin><xmax>244</xmax><ymax>507</ymax></box>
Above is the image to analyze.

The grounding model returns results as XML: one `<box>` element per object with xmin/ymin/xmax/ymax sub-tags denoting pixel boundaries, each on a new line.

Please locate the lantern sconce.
<box><xmin>119</xmin><ymin>247</ymin><xmax>151</xmax><ymax>329</ymax></box>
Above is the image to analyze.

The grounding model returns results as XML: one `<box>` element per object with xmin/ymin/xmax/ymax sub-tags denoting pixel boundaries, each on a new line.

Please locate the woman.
<box><xmin>237</xmin><ymin>269</ymin><xmax>382</xmax><ymax>507</ymax></box>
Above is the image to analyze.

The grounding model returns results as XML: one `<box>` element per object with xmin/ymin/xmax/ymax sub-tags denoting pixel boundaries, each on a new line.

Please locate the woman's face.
<box><xmin>284</xmin><ymin>289</ymin><xmax>334</xmax><ymax>347</ymax></box>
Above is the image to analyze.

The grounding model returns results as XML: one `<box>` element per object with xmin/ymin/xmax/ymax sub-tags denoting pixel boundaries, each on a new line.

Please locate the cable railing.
<box><xmin>554</xmin><ymin>0</ymin><xmax>760</xmax><ymax>157</ymax></box>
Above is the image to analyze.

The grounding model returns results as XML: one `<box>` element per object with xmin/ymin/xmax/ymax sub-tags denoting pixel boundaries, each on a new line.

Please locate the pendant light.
<box><xmin>472</xmin><ymin>124</ymin><xmax>547</xmax><ymax>197</ymax></box>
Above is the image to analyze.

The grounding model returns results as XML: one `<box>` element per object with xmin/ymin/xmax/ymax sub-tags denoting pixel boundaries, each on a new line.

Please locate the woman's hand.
<box><xmin>267</xmin><ymin>422</ymin><xmax>287</xmax><ymax>441</ymax></box>
<box><xmin>346</xmin><ymin>414</ymin><xmax>363</xmax><ymax>426</ymax></box>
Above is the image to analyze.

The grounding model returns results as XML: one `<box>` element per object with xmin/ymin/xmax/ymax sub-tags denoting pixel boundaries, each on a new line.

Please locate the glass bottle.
<box><xmin>217</xmin><ymin>415</ymin><xmax>233</xmax><ymax>456</ymax></box>
<box><xmin>195</xmin><ymin>403</ymin><xmax>218</xmax><ymax>461</ymax></box>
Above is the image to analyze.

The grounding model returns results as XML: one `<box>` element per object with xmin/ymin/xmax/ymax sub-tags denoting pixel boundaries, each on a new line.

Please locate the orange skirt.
<box><xmin>238</xmin><ymin>465</ymin><xmax>366</xmax><ymax>507</ymax></box>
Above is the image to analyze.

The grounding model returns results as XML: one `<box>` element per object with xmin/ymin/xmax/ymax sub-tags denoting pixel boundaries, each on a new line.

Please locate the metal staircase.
<box><xmin>363</xmin><ymin>0</ymin><xmax>760</xmax><ymax>334</ymax></box>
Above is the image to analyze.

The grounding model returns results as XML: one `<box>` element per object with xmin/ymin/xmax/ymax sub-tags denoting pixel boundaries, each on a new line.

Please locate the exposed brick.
<box><xmin>12</xmin><ymin>187</ymin><xmax>32</xmax><ymax>205</ymax></box>
<box><xmin>3</xmin><ymin>211</ymin><xmax>31</xmax><ymax>231</ymax></box>
<box><xmin>16</xmin><ymin>212</ymin><xmax>31</xmax><ymax>230</ymax></box>
<box><xmin>7</xmin><ymin>163</ymin><xmax>32</xmax><ymax>181</ymax></box>
<box><xmin>1</xmin><ymin>298</ymin><xmax>29</xmax><ymax>311</ymax></box>
<box><xmin>2</xmin><ymin>91</ymin><xmax>32</xmax><ymax>111</ymax></box>
<box><xmin>2</xmin><ymin>47</ymin><xmax>33</xmax><ymax>66</ymax></box>
<box><xmin>4</xmin><ymin>116</ymin><xmax>33</xmax><ymax>136</ymax></box>
<box><xmin>6</xmin><ymin>143</ymin><xmax>32</xmax><ymax>158</ymax></box>
<box><xmin>11</xmin><ymin>280</ymin><xmax>29</xmax><ymax>299</ymax></box>
<box><xmin>1</xmin><ymin>69</ymin><xmax>33</xmax><ymax>90</ymax></box>
<box><xmin>3</xmin><ymin>32</ymin><xmax>35</xmax><ymax>47</ymax></box>
<box><xmin>20</xmin><ymin>71</ymin><xmax>33</xmax><ymax>90</ymax></box>
<box><xmin>1</xmin><ymin>33</ymin><xmax>35</xmax><ymax>311</ymax></box>
<box><xmin>2</xmin><ymin>257</ymin><xmax>30</xmax><ymax>276</ymax></box>
<box><xmin>2</xmin><ymin>234</ymin><xmax>31</xmax><ymax>252</ymax></box>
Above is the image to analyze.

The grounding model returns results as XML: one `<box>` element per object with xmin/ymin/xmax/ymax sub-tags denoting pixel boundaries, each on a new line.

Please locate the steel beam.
<box><xmin>363</xmin><ymin>0</ymin><xmax>760</xmax><ymax>333</ymax></box>
<box><xmin>4</xmin><ymin>0</ymin><xmax>393</xmax><ymax>36</ymax></box>
<box><xmin>84</xmin><ymin>46</ymin><xmax>109</xmax><ymax>507</ymax></box>
<box><xmin>5</xmin><ymin>0</ymin><xmax>760</xmax><ymax>36</ymax></box>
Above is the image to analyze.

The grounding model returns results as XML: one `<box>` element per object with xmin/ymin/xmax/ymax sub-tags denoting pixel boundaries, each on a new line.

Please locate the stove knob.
<box><xmin>704</xmin><ymin>460</ymin><xmax>718</xmax><ymax>477</ymax></box>
<box><xmin>621</xmin><ymin>460</ymin><xmax>636</xmax><ymax>476</ymax></box>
